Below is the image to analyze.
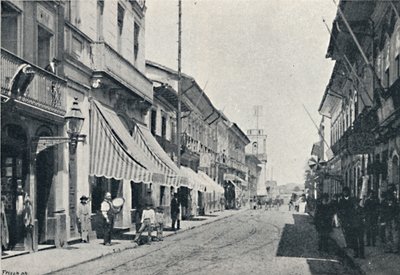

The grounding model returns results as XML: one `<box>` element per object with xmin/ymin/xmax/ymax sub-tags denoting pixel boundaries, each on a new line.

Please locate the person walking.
<box><xmin>101</xmin><ymin>192</ymin><xmax>115</xmax><ymax>246</ymax></box>
<box><xmin>364</xmin><ymin>190</ymin><xmax>379</xmax><ymax>247</ymax></box>
<box><xmin>380</xmin><ymin>191</ymin><xmax>399</xmax><ymax>253</ymax></box>
<box><xmin>314</xmin><ymin>193</ymin><xmax>334</xmax><ymax>252</ymax></box>
<box><xmin>171</xmin><ymin>193</ymin><xmax>180</xmax><ymax>231</ymax></box>
<box><xmin>77</xmin><ymin>195</ymin><xmax>91</xmax><ymax>243</ymax></box>
<box><xmin>133</xmin><ymin>203</ymin><xmax>155</xmax><ymax>245</ymax></box>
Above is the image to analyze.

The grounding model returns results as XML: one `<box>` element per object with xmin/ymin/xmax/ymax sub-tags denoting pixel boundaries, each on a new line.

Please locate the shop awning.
<box><xmin>90</xmin><ymin>100</ymin><xmax>180</xmax><ymax>186</ymax></box>
<box><xmin>198</xmin><ymin>171</ymin><xmax>224</xmax><ymax>194</ymax></box>
<box><xmin>89</xmin><ymin>100</ymin><xmax>153</xmax><ymax>183</ymax></box>
<box><xmin>134</xmin><ymin>123</ymin><xmax>186</xmax><ymax>187</ymax></box>
<box><xmin>180</xmin><ymin>166</ymin><xmax>206</xmax><ymax>192</ymax></box>
<box><xmin>224</xmin><ymin>174</ymin><xmax>245</xmax><ymax>187</ymax></box>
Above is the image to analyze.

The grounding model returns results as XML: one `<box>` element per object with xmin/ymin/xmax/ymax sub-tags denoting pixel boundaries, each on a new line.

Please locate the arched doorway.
<box><xmin>35</xmin><ymin>127</ymin><xmax>55</xmax><ymax>244</ymax></box>
<box><xmin>1</xmin><ymin>124</ymin><xmax>28</xmax><ymax>250</ymax></box>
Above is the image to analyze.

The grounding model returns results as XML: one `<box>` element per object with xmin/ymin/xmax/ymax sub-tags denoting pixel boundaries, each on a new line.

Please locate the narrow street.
<box><xmin>54</xmin><ymin>209</ymin><xmax>358</xmax><ymax>275</ymax></box>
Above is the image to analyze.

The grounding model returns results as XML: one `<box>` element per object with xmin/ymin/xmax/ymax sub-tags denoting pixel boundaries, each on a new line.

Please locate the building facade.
<box><xmin>319</xmin><ymin>1</ymin><xmax>400</xmax><ymax>199</ymax></box>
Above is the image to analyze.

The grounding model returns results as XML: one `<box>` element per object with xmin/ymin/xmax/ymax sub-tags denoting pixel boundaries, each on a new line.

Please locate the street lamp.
<box><xmin>33</xmin><ymin>97</ymin><xmax>86</xmax><ymax>156</ymax></box>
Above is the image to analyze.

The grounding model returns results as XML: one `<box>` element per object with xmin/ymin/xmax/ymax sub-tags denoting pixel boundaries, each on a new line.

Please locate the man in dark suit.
<box><xmin>171</xmin><ymin>193</ymin><xmax>180</xmax><ymax>231</ymax></box>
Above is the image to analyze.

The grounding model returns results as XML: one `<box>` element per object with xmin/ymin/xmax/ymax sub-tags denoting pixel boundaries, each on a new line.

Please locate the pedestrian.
<box><xmin>364</xmin><ymin>190</ymin><xmax>379</xmax><ymax>247</ymax></box>
<box><xmin>171</xmin><ymin>193</ymin><xmax>180</xmax><ymax>230</ymax></box>
<box><xmin>77</xmin><ymin>195</ymin><xmax>91</xmax><ymax>243</ymax></box>
<box><xmin>338</xmin><ymin>187</ymin><xmax>356</xmax><ymax>250</ymax></box>
<box><xmin>314</xmin><ymin>193</ymin><xmax>333</xmax><ymax>252</ymax></box>
<box><xmin>155</xmin><ymin>206</ymin><xmax>164</xmax><ymax>241</ymax></box>
<box><xmin>380</xmin><ymin>191</ymin><xmax>399</xmax><ymax>253</ymax></box>
<box><xmin>220</xmin><ymin>196</ymin><xmax>225</xmax><ymax>212</ymax></box>
<box><xmin>101</xmin><ymin>192</ymin><xmax>115</xmax><ymax>246</ymax></box>
<box><xmin>298</xmin><ymin>194</ymin><xmax>307</xmax><ymax>213</ymax></box>
<box><xmin>133</xmin><ymin>203</ymin><xmax>155</xmax><ymax>245</ymax></box>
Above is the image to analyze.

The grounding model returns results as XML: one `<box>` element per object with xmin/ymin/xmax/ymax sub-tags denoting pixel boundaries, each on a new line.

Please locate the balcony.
<box><xmin>91</xmin><ymin>42</ymin><xmax>153</xmax><ymax>102</ymax></box>
<box><xmin>1</xmin><ymin>48</ymin><xmax>67</xmax><ymax>116</ymax></box>
<box><xmin>155</xmin><ymin>135</ymin><xmax>178</xmax><ymax>156</ymax></box>
<box><xmin>331</xmin><ymin>126</ymin><xmax>375</xmax><ymax>156</ymax></box>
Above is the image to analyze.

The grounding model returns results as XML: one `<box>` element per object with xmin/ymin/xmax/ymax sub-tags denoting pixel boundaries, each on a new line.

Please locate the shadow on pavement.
<box><xmin>276</xmin><ymin>214</ymin><xmax>335</xmax><ymax>259</ymax></box>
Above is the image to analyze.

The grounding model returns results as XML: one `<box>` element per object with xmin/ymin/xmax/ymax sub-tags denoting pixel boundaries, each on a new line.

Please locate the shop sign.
<box><xmin>347</xmin><ymin>132</ymin><xmax>375</xmax><ymax>155</ymax></box>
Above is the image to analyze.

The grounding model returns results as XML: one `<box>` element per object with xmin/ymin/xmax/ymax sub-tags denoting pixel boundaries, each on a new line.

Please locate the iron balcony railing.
<box><xmin>91</xmin><ymin>42</ymin><xmax>153</xmax><ymax>102</ymax></box>
<box><xmin>1</xmin><ymin>48</ymin><xmax>67</xmax><ymax>115</ymax></box>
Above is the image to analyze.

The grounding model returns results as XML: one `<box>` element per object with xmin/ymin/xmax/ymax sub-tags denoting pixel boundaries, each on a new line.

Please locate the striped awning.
<box><xmin>180</xmin><ymin>166</ymin><xmax>207</xmax><ymax>192</ymax></box>
<box><xmin>89</xmin><ymin>100</ymin><xmax>152</xmax><ymax>183</ymax></box>
<box><xmin>198</xmin><ymin>171</ymin><xmax>224</xmax><ymax>194</ymax></box>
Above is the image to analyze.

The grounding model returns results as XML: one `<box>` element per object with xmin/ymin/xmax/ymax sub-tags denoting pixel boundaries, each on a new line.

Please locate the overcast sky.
<box><xmin>145</xmin><ymin>0</ymin><xmax>337</xmax><ymax>185</ymax></box>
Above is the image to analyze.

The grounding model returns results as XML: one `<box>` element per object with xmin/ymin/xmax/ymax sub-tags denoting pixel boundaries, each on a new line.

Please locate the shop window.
<box><xmin>37</xmin><ymin>25</ymin><xmax>53</xmax><ymax>69</ymax></box>
<box><xmin>1</xmin><ymin>2</ymin><xmax>20</xmax><ymax>55</ymax></box>
<box><xmin>134</xmin><ymin>22</ymin><xmax>140</xmax><ymax>61</ymax></box>
<box><xmin>160</xmin><ymin>186</ymin><xmax>165</xmax><ymax>205</ymax></box>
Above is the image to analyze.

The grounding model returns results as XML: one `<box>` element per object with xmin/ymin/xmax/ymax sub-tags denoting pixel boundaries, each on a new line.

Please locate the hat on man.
<box><xmin>80</xmin><ymin>195</ymin><xmax>89</xmax><ymax>201</ymax></box>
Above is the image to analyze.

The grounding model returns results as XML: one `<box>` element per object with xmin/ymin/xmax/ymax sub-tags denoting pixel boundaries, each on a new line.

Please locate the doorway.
<box><xmin>35</xmin><ymin>128</ymin><xmax>55</xmax><ymax>244</ymax></box>
<box><xmin>1</xmin><ymin>124</ymin><xmax>28</xmax><ymax>250</ymax></box>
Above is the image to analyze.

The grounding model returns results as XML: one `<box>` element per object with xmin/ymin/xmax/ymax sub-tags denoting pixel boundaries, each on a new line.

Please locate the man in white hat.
<box><xmin>101</xmin><ymin>192</ymin><xmax>115</xmax><ymax>245</ymax></box>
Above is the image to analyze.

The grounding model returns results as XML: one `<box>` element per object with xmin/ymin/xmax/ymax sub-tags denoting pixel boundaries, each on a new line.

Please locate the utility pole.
<box><xmin>176</xmin><ymin>0</ymin><xmax>182</xmax><ymax>168</ymax></box>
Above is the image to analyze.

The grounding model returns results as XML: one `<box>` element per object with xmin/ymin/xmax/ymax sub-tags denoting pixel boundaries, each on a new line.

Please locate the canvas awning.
<box><xmin>90</xmin><ymin>100</ymin><xmax>181</xmax><ymax>186</ymax></box>
<box><xmin>89</xmin><ymin>100</ymin><xmax>153</xmax><ymax>183</ymax></box>
<box><xmin>198</xmin><ymin>171</ymin><xmax>224</xmax><ymax>194</ymax></box>
<box><xmin>180</xmin><ymin>166</ymin><xmax>207</xmax><ymax>192</ymax></box>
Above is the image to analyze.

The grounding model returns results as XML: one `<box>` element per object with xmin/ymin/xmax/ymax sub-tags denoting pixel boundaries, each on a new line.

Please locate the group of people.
<box><xmin>80</xmin><ymin>192</ymin><xmax>182</xmax><ymax>246</ymax></box>
<box><xmin>314</xmin><ymin>186</ymin><xmax>400</xmax><ymax>259</ymax></box>
<box><xmin>289</xmin><ymin>192</ymin><xmax>315</xmax><ymax>214</ymax></box>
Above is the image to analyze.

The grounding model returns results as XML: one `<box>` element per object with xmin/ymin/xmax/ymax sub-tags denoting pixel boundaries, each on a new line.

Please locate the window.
<box><xmin>38</xmin><ymin>26</ymin><xmax>53</xmax><ymax>69</ymax></box>
<box><xmin>117</xmin><ymin>4</ymin><xmax>125</xmax><ymax>52</ymax></box>
<box><xmin>161</xmin><ymin>116</ymin><xmax>167</xmax><ymax>139</ymax></box>
<box><xmin>134</xmin><ymin>22</ymin><xmax>140</xmax><ymax>60</ymax></box>
<box><xmin>64</xmin><ymin>0</ymin><xmax>80</xmax><ymax>25</ymax></box>
<box><xmin>150</xmin><ymin>110</ymin><xmax>157</xmax><ymax>136</ymax></box>
<box><xmin>97</xmin><ymin>0</ymin><xmax>104</xmax><ymax>40</ymax></box>
<box><xmin>1</xmin><ymin>2</ymin><xmax>19</xmax><ymax>55</ymax></box>
<box><xmin>72</xmin><ymin>36</ymin><xmax>83</xmax><ymax>58</ymax></box>
<box><xmin>396</xmin><ymin>55</ymin><xmax>400</xmax><ymax>79</ymax></box>
<box><xmin>385</xmin><ymin>68</ymin><xmax>390</xmax><ymax>88</ymax></box>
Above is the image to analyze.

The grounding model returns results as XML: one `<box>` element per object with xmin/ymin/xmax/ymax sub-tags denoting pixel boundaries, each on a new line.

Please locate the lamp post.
<box><xmin>32</xmin><ymin>97</ymin><xmax>86</xmax><ymax>155</ymax></box>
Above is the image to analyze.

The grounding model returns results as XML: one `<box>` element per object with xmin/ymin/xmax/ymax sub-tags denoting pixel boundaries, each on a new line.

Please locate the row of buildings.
<box><xmin>0</xmin><ymin>0</ymin><xmax>266</xmax><ymax>252</ymax></box>
<box><xmin>317</xmin><ymin>1</ymin><xmax>400</xmax><ymax>200</ymax></box>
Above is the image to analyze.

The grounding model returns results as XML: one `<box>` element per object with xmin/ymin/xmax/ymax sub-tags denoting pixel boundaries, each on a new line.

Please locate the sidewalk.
<box><xmin>331</xmin><ymin>231</ymin><xmax>400</xmax><ymax>275</ymax></box>
<box><xmin>1</xmin><ymin>209</ymin><xmax>244</xmax><ymax>275</ymax></box>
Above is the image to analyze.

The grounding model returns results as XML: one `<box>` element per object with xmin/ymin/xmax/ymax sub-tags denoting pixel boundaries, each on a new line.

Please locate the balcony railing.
<box><xmin>91</xmin><ymin>42</ymin><xmax>153</xmax><ymax>102</ymax></box>
<box><xmin>331</xmin><ymin>126</ymin><xmax>375</xmax><ymax>156</ymax></box>
<box><xmin>1</xmin><ymin>48</ymin><xmax>67</xmax><ymax>115</ymax></box>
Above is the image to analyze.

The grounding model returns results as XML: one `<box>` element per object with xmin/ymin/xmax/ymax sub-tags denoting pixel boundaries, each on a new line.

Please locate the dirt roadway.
<box><xmin>54</xmin><ymin>209</ymin><xmax>358</xmax><ymax>275</ymax></box>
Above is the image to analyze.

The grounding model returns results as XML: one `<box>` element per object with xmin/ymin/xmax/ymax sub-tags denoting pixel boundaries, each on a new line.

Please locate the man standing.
<box><xmin>101</xmin><ymin>192</ymin><xmax>115</xmax><ymax>246</ymax></box>
<box><xmin>314</xmin><ymin>193</ymin><xmax>333</xmax><ymax>252</ymax></box>
<box><xmin>171</xmin><ymin>193</ymin><xmax>180</xmax><ymax>231</ymax></box>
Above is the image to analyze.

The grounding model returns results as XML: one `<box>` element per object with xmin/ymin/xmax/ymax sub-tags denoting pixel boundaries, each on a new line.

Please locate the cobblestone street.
<box><xmin>54</xmin><ymin>209</ymin><xmax>358</xmax><ymax>275</ymax></box>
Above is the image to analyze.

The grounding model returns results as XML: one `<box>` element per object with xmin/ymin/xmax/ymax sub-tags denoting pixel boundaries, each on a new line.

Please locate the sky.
<box><xmin>145</xmin><ymin>0</ymin><xmax>337</xmax><ymax>185</ymax></box>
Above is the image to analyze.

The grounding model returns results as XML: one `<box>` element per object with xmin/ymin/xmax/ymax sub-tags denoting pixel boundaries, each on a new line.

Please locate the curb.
<box><xmin>44</xmin><ymin>210</ymin><xmax>244</xmax><ymax>274</ymax></box>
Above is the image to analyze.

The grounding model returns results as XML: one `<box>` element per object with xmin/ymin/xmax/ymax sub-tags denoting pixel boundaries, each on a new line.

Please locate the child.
<box><xmin>155</xmin><ymin>206</ymin><xmax>164</xmax><ymax>241</ymax></box>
